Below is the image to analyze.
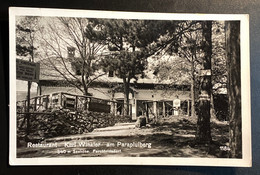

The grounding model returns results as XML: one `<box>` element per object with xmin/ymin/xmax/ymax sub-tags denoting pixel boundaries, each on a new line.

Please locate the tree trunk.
<box><xmin>83</xmin><ymin>87</ymin><xmax>89</xmax><ymax>96</ymax></box>
<box><xmin>210</xmin><ymin>92</ymin><xmax>217</xmax><ymax>120</ymax></box>
<box><xmin>26</xmin><ymin>81</ymin><xmax>31</xmax><ymax>136</ymax></box>
<box><xmin>82</xmin><ymin>61</ymin><xmax>89</xmax><ymax>96</ymax></box>
<box><xmin>83</xmin><ymin>86</ymin><xmax>89</xmax><ymax>111</ymax></box>
<box><xmin>191</xmin><ymin>62</ymin><xmax>196</xmax><ymax>117</ymax></box>
<box><xmin>226</xmin><ymin>21</ymin><xmax>242</xmax><ymax>158</ymax></box>
<box><xmin>196</xmin><ymin>21</ymin><xmax>212</xmax><ymax>143</ymax></box>
<box><xmin>26</xmin><ymin>54</ymin><xmax>33</xmax><ymax>136</ymax></box>
<box><xmin>123</xmin><ymin>78</ymin><xmax>130</xmax><ymax>116</ymax></box>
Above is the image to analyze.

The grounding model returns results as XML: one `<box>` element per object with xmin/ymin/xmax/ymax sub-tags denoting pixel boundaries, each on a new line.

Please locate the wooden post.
<box><xmin>26</xmin><ymin>81</ymin><xmax>31</xmax><ymax>136</ymax></box>
<box><xmin>114</xmin><ymin>103</ymin><xmax>117</xmax><ymax>115</ymax></box>
<box><xmin>162</xmin><ymin>101</ymin><xmax>166</xmax><ymax>117</ymax></box>
<box><xmin>33</xmin><ymin>97</ymin><xmax>37</xmax><ymax>111</ymax></box>
<box><xmin>110</xmin><ymin>101</ymin><xmax>114</xmax><ymax>114</ymax></box>
<box><xmin>49</xmin><ymin>95</ymin><xmax>52</xmax><ymax>108</ymax></box>
<box><xmin>38</xmin><ymin>97</ymin><xmax>40</xmax><ymax>109</ymax></box>
<box><xmin>153</xmin><ymin>101</ymin><xmax>158</xmax><ymax>122</ymax></box>
<box><xmin>187</xmin><ymin>100</ymin><xmax>190</xmax><ymax>116</ymax></box>
<box><xmin>59</xmin><ymin>92</ymin><xmax>63</xmax><ymax>107</ymax></box>
<box><xmin>85</xmin><ymin>97</ymin><xmax>90</xmax><ymax>111</ymax></box>
<box><xmin>133</xmin><ymin>99</ymin><xmax>137</xmax><ymax>120</ymax></box>
<box><xmin>75</xmin><ymin>95</ymin><xmax>78</xmax><ymax>110</ymax></box>
<box><xmin>129</xmin><ymin>104</ymin><xmax>132</xmax><ymax>117</ymax></box>
<box><xmin>23</xmin><ymin>101</ymin><xmax>26</xmax><ymax>112</ymax></box>
<box><xmin>145</xmin><ymin>102</ymin><xmax>149</xmax><ymax>123</ymax></box>
<box><xmin>45</xmin><ymin>96</ymin><xmax>49</xmax><ymax>109</ymax></box>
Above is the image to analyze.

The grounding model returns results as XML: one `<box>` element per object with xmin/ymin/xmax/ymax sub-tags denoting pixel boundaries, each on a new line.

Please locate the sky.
<box><xmin>16</xmin><ymin>80</ymin><xmax>38</xmax><ymax>92</ymax></box>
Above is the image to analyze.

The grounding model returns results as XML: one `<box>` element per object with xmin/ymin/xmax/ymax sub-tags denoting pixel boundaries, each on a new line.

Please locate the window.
<box><xmin>71</xmin><ymin>62</ymin><xmax>81</xmax><ymax>75</ymax></box>
<box><xmin>108</xmin><ymin>70</ymin><xmax>114</xmax><ymax>77</ymax></box>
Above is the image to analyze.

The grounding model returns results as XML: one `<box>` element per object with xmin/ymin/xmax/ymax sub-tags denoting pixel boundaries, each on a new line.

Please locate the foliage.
<box><xmin>87</xmin><ymin>19</ymin><xmax>175</xmax><ymax>114</ymax></box>
<box><xmin>211</xmin><ymin>21</ymin><xmax>227</xmax><ymax>94</ymax></box>
<box><xmin>149</xmin><ymin>21</ymin><xmax>203</xmax><ymax>117</ymax></box>
<box><xmin>88</xmin><ymin>19</ymin><xmax>170</xmax><ymax>80</ymax></box>
<box><xmin>150</xmin><ymin>21</ymin><xmax>227</xmax><ymax>118</ymax></box>
<box><xmin>213</xmin><ymin>94</ymin><xmax>229</xmax><ymax>121</ymax></box>
<box><xmin>38</xmin><ymin>17</ymin><xmax>106</xmax><ymax>95</ymax></box>
<box><xmin>16</xmin><ymin>16</ymin><xmax>40</xmax><ymax>60</ymax></box>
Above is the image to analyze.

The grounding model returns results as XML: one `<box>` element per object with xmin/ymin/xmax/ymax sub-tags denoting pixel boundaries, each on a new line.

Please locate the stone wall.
<box><xmin>17</xmin><ymin>109</ymin><xmax>132</xmax><ymax>145</ymax></box>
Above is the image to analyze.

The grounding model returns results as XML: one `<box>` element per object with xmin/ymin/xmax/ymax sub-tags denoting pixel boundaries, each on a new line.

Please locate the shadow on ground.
<box><xmin>17</xmin><ymin>115</ymin><xmax>230</xmax><ymax>158</ymax></box>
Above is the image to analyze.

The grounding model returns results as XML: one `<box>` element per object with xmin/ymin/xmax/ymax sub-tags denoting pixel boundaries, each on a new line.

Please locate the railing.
<box><xmin>17</xmin><ymin>92</ymin><xmax>130</xmax><ymax>138</ymax></box>
<box><xmin>16</xmin><ymin>92</ymin><xmax>123</xmax><ymax>115</ymax></box>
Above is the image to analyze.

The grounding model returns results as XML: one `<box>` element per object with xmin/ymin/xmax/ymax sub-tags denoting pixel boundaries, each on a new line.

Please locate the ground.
<box><xmin>17</xmin><ymin>115</ymin><xmax>230</xmax><ymax>158</ymax></box>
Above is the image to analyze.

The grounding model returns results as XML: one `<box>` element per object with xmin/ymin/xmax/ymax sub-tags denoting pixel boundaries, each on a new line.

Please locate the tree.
<box><xmin>16</xmin><ymin>16</ymin><xmax>39</xmax><ymax>60</ymax></box>
<box><xmin>144</xmin><ymin>20</ymin><xmax>227</xmax><ymax>143</ymax></box>
<box><xmin>171</xmin><ymin>21</ymin><xmax>203</xmax><ymax>118</ymax></box>
<box><xmin>196</xmin><ymin>21</ymin><xmax>212</xmax><ymax>143</ymax></box>
<box><xmin>16</xmin><ymin>16</ymin><xmax>40</xmax><ymax>135</ymax></box>
<box><xmin>150</xmin><ymin>21</ymin><xmax>203</xmax><ymax>117</ymax></box>
<box><xmin>225</xmin><ymin>21</ymin><xmax>242</xmax><ymax>158</ymax></box>
<box><xmin>211</xmin><ymin>21</ymin><xmax>227</xmax><ymax>120</ymax></box>
<box><xmin>88</xmin><ymin>19</ymin><xmax>168</xmax><ymax>115</ymax></box>
<box><xmin>39</xmin><ymin>17</ymin><xmax>106</xmax><ymax>96</ymax></box>
<box><xmin>211</xmin><ymin>22</ymin><xmax>227</xmax><ymax>93</ymax></box>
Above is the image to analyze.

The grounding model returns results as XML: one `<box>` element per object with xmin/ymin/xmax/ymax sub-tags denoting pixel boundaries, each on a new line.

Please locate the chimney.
<box><xmin>67</xmin><ymin>47</ymin><xmax>75</xmax><ymax>58</ymax></box>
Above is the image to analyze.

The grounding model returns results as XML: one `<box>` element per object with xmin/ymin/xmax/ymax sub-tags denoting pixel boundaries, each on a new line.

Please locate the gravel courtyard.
<box><xmin>17</xmin><ymin>115</ymin><xmax>229</xmax><ymax>158</ymax></box>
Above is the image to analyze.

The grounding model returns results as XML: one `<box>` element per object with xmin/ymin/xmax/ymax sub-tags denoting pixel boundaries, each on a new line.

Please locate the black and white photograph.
<box><xmin>9</xmin><ymin>7</ymin><xmax>251</xmax><ymax>166</ymax></box>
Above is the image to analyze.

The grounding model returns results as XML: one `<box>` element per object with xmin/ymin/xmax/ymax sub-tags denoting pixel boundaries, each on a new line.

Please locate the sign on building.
<box><xmin>64</xmin><ymin>97</ymin><xmax>75</xmax><ymax>109</ymax></box>
<box><xmin>173</xmin><ymin>99</ymin><xmax>181</xmax><ymax>107</ymax></box>
<box><xmin>16</xmin><ymin>59</ymin><xmax>40</xmax><ymax>82</ymax></box>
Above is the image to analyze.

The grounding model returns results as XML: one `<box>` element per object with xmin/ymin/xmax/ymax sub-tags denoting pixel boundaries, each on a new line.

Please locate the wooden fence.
<box><xmin>16</xmin><ymin>92</ymin><xmax>130</xmax><ymax>137</ymax></box>
<box><xmin>16</xmin><ymin>92</ymin><xmax>124</xmax><ymax>115</ymax></box>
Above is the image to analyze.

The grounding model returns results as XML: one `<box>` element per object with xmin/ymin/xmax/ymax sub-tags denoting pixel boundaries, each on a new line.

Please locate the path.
<box><xmin>17</xmin><ymin>116</ymin><xmax>229</xmax><ymax>158</ymax></box>
<box><xmin>46</xmin><ymin>122</ymin><xmax>137</xmax><ymax>142</ymax></box>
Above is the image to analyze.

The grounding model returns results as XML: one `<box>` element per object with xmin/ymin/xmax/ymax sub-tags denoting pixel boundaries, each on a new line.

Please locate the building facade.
<box><xmin>37</xmin><ymin>47</ymin><xmax>192</xmax><ymax>120</ymax></box>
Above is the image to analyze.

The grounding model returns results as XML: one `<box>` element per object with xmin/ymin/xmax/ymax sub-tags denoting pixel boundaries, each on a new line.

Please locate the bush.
<box><xmin>135</xmin><ymin>116</ymin><xmax>146</xmax><ymax>128</ymax></box>
<box><xmin>114</xmin><ymin>115</ymin><xmax>132</xmax><ymax>123</ymax></box>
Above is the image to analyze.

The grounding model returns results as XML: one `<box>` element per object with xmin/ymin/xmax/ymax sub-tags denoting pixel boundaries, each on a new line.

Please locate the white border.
<box><xmin>9</xmin><ymin>7</ymin><xmax>251</xmax><ymax>167</ymax></box>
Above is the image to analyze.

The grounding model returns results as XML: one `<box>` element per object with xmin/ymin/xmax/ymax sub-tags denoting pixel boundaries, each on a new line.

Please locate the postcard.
<box><xmin>9</xmin><ymin>7</ymin><xmax>251</xmax><ymax>166</ymax></box>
